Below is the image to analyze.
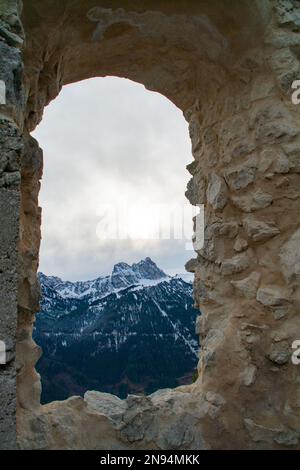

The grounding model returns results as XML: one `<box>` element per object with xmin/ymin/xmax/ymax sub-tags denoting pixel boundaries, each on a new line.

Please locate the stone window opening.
<box><xmin>20</xmin><ymin>76</ymin><xmax>201</xmax><ymax>417</ymax></box>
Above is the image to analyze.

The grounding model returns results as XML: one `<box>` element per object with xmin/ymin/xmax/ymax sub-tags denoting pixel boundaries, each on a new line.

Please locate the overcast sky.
<box><xmin>33</xmin><ymin>77</ymin><xmax>194</xmax><ymax>281</ymax></box>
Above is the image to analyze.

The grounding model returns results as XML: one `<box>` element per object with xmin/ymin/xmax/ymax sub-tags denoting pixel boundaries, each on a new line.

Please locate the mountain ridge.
<box><xmin>38</xmin><ymin>257</ymin><xmax>173</xmax><ymax>301</ymax></box>
<box><xmin>34</xmin><ymin>258</ymin><xmax>199</xmax><ymax>403</ymax></box>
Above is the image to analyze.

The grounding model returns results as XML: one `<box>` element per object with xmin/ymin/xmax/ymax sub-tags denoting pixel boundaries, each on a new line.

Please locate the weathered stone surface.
<box><xmin>279</xmin><ymin>228</ymin><xmax>300</xmax><ymax>283</ymax></box>
<box><xmin>241</xmin><ymin>364</ymin><xmax>257</xmax><ymax>386</ymax></box>
<box><xmin>0</xmin><ymin>1</ymin><xmax>24</xmax><ymax>447</ymax></box>
<box><xmin>244</xmin><ymin>418</ymin><xmax>298</xmax><ymax>447</ymax></box>
<box><xmin>250</xmin><ymin>103</ymin><xmax>299</xmax><ymax>143</ymax></box>
<box><xmin>234</xmin><ymin>237</ymin><xmax>248</xmax><ymax>252</ymax></box>
<box><xmin>274</xmin><ymin>431</ymin><xmax>299</xmax><ymax>447</ymax></box>
<box><xmin>231</xmin><ymin>272</ymin><xmax>261</xmax><ymax>299</ymax></box>
<box><xmin>232</xmin><ymin>190</ymin><xmax>273</xmax><ymax>212</ymax></box>
<box><xmin>221</xmin><ymin>250</ymin><xmax>253</xmax><ymax>276</ymax></box>
<box><xmin>282</xmin><ymin>141</ymin><xmax>300</xmax><ymax>173</ymax></box>
<box><xmin>275</xmin><ymin>0</ymin><xmax>300</xmax><ymax>31</ymax></box>
<box><xmin>250</xmin><ymin>75</ymin><xmax>276</xmax><ymax>101</ymax></box>
<box><xmin>219</xmin><ymin>115</ymin><xmax>255</xmax><ymax>162</ymax></box>
<box><xmin>85</xmin><ymin>391</ymin><xmax>127</xmax><ymax>425</ymax></box>
<box><xmin>256</xmin><ymin>286</ymin><xmax>290</xmax><ymax>306</ymax></box>
<box><xmin>225</xmin><ymin>162</ymin><xmax>256</xmax><ymax>190</ymax></box>
<box><xmin>199</xmin><ymin>220</ymin><xmax>238</xmax><ymax>262</ymax></box>
<box><xmin>19</xmin><ymin>388</ymin><xmax>210</xmax><ymax>450</ymax></box>
<box><xmin>185</xmin><ymin>257</ymin><xmax>197</xmax><ymax>273</ymax></box>
<box><xmin>185</xmin><ymin>171</ymin><xmax>206</xmax><ymax>205</ymax></box>
<box><xmin>272</xmin><ymin>305</ymin><xmax>291</xmax><ymax>320</ymax></box>
<box><xmin>206</xmin><ymin>173</ymin><xmax>228</xmax><ymax>210</ymax></box>
<box><xmin>243</xmin><ymin>216</ymin><xmax>280</xmax><ymax>241</ymax></box>
<box><xmin>267</xmin><ymin>345</ymin><xmax>290</xmax><ymax>365</ymax></box>
<box><xmin>269</xmin><ymin>46</ymin><xmax>300</xmax><ymax>92</ymax></box>
<box><xmin>258</xmin><ymin>148</ymin><xmax>290</xmax><ymax>174</ymax></box>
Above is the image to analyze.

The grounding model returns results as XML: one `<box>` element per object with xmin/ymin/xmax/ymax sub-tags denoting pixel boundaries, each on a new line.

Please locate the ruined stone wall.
<box><xmin>0</xmin><ymin>0</ymin><xmax>299</xmax><ymax>450</ymax></box>
<box><xmin>0</xmin><ymin>0</ymin><xmax>24</xmax><ymax>450</ymax></box>
<box><xmin>186</xmin><ymin>10</ymin><xmax>300</xmax><ymax>446</ymax></box>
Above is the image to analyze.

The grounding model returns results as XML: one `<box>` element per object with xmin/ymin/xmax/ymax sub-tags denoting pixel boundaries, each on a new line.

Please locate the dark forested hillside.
<box><xmin>34</xmin><ymin>258</ymin><xmax>199</xmax><ymax>403</ymax></box>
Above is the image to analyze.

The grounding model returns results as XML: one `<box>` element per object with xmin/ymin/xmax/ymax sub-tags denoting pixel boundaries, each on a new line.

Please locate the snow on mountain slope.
<box><xmin>39</xmin><ymin>257</ymin><xmax>169</xmax><ymax>303</ymax></box>
<box><xmin>34</xmin><ymin>258</ymin><xmax>199</xmax><ymax>403</ymax></box>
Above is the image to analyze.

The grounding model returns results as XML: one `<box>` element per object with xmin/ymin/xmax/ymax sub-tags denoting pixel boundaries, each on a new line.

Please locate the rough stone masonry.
<box><xmin>0</xmin><ymin>0</ymin><xmax>300</xmax><ymax>450</ymax></box>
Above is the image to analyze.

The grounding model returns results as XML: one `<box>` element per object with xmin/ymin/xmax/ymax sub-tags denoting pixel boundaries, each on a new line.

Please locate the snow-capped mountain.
<box><xmin>34</xmin><ymin>258</ymin><xmax>199</xmax><ymax>403</ymax></box>
<box><xmin>38</xmin><ymin>257</ymin><xmax>167</xmax><ymax>302</ymax></box>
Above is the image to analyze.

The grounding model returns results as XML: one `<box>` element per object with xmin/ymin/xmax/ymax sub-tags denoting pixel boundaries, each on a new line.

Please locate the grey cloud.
<box><xmin>34</xmin><ymin>77</ymin><xmax>193</xmax><ymax>281</ymax></box>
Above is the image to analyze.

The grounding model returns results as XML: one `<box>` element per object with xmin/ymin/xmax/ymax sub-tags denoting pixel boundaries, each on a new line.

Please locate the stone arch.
<box><xmin>0</xmin><ymin>0</ymin><xmax>299</xmax><ymax>450</ymax></box>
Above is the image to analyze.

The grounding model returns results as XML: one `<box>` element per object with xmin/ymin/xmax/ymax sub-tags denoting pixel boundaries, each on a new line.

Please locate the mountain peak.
<box><xmin>111</xmin><ymin>258</ymin><xmax>166</xmax><ymax>289</ymax></box>
<box><xmin>39</xmin><ymin>258</ymin><xmax>171</xmax><ymax>300</ymax></box>
<box><xmin>38</xmin><ymin>272</ymin><xmax>63</xmax><ymax>289</ymax></box>
<box><xmin>132</xmin><ymin>257</ymin><xmax>167</xmax><ymax>280</ymax></box>
<box><xmin>111</xmin><ymin>262</ymin><xmax>136</xmax><ymax>289</ymax></box>
<box><xmin>112</xmin><ymin>262</ymin><xmax>132</xmax><ymax>273</ymax></box>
